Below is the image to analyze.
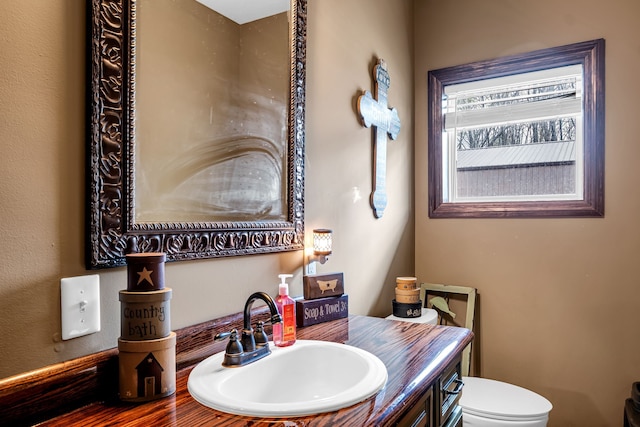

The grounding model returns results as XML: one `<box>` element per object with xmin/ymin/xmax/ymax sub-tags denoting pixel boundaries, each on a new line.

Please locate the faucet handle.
<box><xmin>253</xmin><ymin>321</ymin><xmax>269</xmax><ymax>346</ymax></box>
<box><xmin>214</xmin><ymin>331</ymin><xmax>231</xmax><ymax>341</ymax></box>
<box><xmin>215</xmin><ymin>329</ymin><xmax>244</xmax><ymax>355</ymax></box>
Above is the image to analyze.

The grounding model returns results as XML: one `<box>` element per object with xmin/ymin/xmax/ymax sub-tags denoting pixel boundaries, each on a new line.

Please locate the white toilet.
<box><xmin>385</xmin><ymin>309</ymin><xmax>552</xmax><ymax>426</ymax></box>
<box><xmin>460</xmin><ymin>376</ymin><xmax>552</xmax><ymax>426</ymax></box>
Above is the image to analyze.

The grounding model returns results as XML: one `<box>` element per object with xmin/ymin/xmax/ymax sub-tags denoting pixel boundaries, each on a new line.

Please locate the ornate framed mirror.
<box><xmin>87</xmin><ymin>0</ymin><xmax>306</xmax><ymax>268</ymax></box>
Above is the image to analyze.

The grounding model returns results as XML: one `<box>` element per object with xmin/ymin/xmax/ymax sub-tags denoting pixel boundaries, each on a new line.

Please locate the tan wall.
<box><xmin>414</xmin><ymin>0</ymin><xmax>640</xmax><ymax>425</ymax></box>
<box><xmin>0</xmin><ymin>0</ymin><xmax>414</xmax><ymax>380</ymax></box>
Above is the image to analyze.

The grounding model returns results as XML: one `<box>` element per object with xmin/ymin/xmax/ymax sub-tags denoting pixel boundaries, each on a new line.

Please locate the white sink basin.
<box><xmin>188</xmin><ymin>340</ymin><xmax>388</xmax><ymax>417</ymax></box>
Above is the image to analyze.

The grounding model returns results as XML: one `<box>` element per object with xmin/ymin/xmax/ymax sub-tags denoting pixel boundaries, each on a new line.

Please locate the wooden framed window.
<box><xmin>428</xmin><ymin>39</ymin><xmax>605</xmax><ymax>218</ymax></box>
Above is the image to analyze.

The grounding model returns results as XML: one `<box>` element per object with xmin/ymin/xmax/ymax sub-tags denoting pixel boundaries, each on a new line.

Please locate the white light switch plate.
<box><xmin>61</xmin><ymin>275</ymin><xmax>101</xmax><ymax>340</ymax></box>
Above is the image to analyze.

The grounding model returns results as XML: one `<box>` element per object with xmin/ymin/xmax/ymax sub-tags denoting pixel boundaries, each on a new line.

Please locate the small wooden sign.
<box><xmin>303</xmin><ymin>273</ymin><xmax>344</xmax><ymax>300</ymax></box>
<box><xmin>296</xmin><ymin>295</ymin><xmax>349</xmax><ymax>327</ymax></box>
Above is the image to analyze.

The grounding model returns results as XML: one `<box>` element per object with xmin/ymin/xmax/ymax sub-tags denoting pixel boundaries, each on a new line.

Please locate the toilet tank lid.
<box><xmin>459</xmin><ymin>376</ymin><xmax>553</xmax><ymax>421</ymax></box>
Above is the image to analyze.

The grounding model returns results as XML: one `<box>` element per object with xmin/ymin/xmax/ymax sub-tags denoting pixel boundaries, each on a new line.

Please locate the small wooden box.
<box><xmin>118</xmin><ymin>332</ymin><xmax>176</xmax><ymax>402</ymax></box>
<box><xmin>303</xmin><ymin>273</ymin><xmax>344</xmax><ymax>300</ymax></box>
<box><xmin>392</xmin><ymin>299</ymin><xmax>423</xmax><ymax>318</ymax></box>
<box><xmin>396</xmin><ymin>276</ymin><xmax>417</xmax><ymax>290</ymax></box>
<box><xmin>296</xmin><ymin>294</ymin><xmax>349</xmax><ymax>327</ymax></box>
<box><xmin>395</xmin><ymin>288</ymin><xmax>420</xmax><ymax>304</ymax></box>
<box><xmin>126</xmin><ymin>252</ymin><xmax>166</xmax><ymax>291</ymax></box>
<box><xmin>119</xmin><ymin>288</ymin><xmax>172</xmax><ymax>341</ymax></box>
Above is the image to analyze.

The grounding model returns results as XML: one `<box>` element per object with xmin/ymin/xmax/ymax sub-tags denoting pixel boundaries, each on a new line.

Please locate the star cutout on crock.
<box><xmin>137</xmin><ymin>267</ymin><xmax>154</xmax><ymax>287</ymax></box>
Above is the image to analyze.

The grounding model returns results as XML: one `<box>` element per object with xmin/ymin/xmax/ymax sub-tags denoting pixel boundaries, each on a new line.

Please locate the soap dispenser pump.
<box><xmin>274</xmin><ymin>274</ymin><xmax>296</xmax><ymax>347</ymax></box>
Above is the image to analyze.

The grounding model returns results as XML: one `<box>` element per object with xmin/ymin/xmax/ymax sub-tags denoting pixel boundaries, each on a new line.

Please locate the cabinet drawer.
<box><xmin>439</xmin><ymin>357</ymin><xmax>463</xmax><ymax>424</ymax></box>
<box><xmin>442</xmin><ymin>405</ymin><xmax>463</xmax><ymax>427</ymax></box>
<box><xmin>396</xmin><ymin>387</ymin><xmax>433</xmax><ymax>427</ymax></box>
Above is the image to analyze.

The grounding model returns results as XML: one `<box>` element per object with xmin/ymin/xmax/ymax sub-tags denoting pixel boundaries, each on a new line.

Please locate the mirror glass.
<box><xmin>87</xmin><ymin>0</ymin><xmax>306</xmax><ymax>268</ymax></box>
<box><xmin>136</xmin><ymin>0</ymin><xmax>290</xmax><ymax>222</ymax></box>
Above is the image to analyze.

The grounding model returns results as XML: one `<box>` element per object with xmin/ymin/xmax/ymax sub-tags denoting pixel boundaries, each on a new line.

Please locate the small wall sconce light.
<box><xmin>305</xmin><ymin>229</ymin><xmax>332</xmax><ymax>275</ymax></box>
<box><xmin>313</xmin><ymin>229</ymin><xmax>332</xmax><ymax>260</ymax></box>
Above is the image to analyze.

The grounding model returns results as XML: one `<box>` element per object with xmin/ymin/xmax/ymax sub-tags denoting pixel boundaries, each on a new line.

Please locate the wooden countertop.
<box><xmin>33</xmin><ymin>315</ymin><xmax>472</xmax><ymax>427</ymax></box>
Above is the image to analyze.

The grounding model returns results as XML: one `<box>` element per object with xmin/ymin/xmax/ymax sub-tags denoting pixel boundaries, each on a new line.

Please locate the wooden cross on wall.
<box><xmin>357</xmin><ymin>58</ymin><xmax>401</xmax><ymax>218</ymax></box>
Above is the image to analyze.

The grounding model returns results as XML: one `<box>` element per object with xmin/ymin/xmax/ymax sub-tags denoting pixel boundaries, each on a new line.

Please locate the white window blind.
<box><xmin>444</xmin><ymin>65</ymin><xmax>583</xmax><ymax>131</ymax></box>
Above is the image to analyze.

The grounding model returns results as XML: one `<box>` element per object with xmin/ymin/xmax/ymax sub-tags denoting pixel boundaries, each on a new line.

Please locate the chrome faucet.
<box><xmin>214</xmin><ymin>292</ymin><xmax>282</xmax><ymax>367</ymax></box>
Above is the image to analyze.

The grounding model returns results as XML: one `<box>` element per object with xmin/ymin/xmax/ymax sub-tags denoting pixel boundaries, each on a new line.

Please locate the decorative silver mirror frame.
<box><xmin>87</xmin><ymin>0</ymin><xmax>306</xmax><ymax>269</ymax></box>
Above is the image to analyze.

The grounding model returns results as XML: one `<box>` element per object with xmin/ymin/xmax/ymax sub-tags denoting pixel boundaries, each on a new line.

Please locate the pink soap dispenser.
<box><xmin>274</xmin><ymin>274</ymin><xmax>296</xmax><ymax>347</ymax></box>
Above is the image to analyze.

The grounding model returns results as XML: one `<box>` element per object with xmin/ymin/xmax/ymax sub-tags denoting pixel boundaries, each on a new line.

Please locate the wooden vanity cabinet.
<box><xmin>397</xmin><ymin>356</ymin><xmax>463</xmax><ymax>427</ymax></box>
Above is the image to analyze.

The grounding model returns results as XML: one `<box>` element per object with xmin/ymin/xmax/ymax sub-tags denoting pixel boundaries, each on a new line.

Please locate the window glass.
<box><xmin>443</xmin><ymin>65</ymin><xmax>583</xmax><ymax>203</ymax></box>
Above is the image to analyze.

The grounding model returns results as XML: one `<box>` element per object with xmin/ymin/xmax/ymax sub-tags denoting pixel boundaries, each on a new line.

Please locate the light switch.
<box><xmin>61</xmin><ymin>275</ymin><xmax>101</xmax><ymax>340</ymax></box>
